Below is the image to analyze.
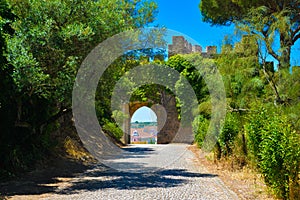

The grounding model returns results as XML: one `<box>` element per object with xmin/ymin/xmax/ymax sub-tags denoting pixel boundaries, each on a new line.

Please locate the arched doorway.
<box><xmin>130</xmin><ymin>106</ymin><xmax>157</xmax><ymax>144</ymax></box>
<box><xmin>125</xmin><ymin>95</ymin><xmax>180</xmax><ymax>144</ymax></box>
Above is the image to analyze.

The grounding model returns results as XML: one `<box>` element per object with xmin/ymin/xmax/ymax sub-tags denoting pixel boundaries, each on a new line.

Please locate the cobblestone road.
<box><xmin>44</xmin><ymin>144</ymin><xmax>239</xmax><ymax>200</ymax></box>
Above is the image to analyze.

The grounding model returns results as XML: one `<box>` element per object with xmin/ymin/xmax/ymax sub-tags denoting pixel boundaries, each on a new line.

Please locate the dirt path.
<box><xmin>42</xmin><ymin>144</ymin><xmax>239</xmax><ymax>199</ymax></box>
<box><xmin>3</xmin><ymin>144</ymin><xmax>274</xmax><ymax>199</ymax></box>
<box><xmin>2</xmin><ymin>144</ymin><xmax>239</xmax><ymax>200</ymax></box>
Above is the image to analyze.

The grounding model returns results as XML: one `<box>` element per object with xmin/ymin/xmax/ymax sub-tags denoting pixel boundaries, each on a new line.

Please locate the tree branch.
<box><xmin>261</xmin><ymin>62</ymin><xmax>282</xmax><ymax>103</ymax></box>
<box><xmin>262</xmin><ymin>32</ymin><xmax>280</xmax><ymax>61</ymax></box>
<box><xmin>293</xmin><ymin>32</ymin><xmax>300</xmax><ymax>45</ymax></box>
<box><xmin>228</xmin><ymin>106</ymin><xmax>252</xmax><ymax>113</ymax></box>
<box><xmin>38</xmin><ymin>107</ymin><xmax>72</xmax><ymax>129</ymax></box>
<box><xmin>15</xmin><ymin>121</ymin><xmax>31</xmax><ymax>128</ymax></box>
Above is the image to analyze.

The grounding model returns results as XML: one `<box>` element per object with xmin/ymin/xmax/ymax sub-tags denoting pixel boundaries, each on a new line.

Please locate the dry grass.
<box><xmin>131</xmin><ymin>141</ymin><xmax>148</xmax><ymax>144</ymax></box>
<box><xmin>63</xmin><ymin>136</ymin><xmax>95</xmax><ymax>163</ymax></box>
<box><xmin>189</xmin><ymin>145</ymin><xmax>277</xmax><ymax>200</ymax></box>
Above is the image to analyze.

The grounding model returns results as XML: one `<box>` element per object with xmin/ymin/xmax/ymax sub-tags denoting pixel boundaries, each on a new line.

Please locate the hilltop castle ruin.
<box><xmin>168</xmin><ymin>36</ymin><xmax>217</xmax><ymax>58</ymax></box>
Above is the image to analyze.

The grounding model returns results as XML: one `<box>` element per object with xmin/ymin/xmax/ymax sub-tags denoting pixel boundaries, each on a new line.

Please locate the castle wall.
<box><xmin>168</xmin><ymin>36</ymin><xmax>217</xmax><ymax>58</ymax></box>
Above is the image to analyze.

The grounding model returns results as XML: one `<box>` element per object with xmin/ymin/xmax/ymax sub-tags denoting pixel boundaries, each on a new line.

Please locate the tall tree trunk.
<box><xmin>279</xmin><ymin>33</ymin><xmax>292</xmax><ymax>71</ymax></box>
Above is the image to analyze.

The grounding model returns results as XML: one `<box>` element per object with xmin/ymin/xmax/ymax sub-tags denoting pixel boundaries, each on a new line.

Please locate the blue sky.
<box><xmin>131</xmin><ymin>106</ymin><xmax>157</xmax><ymax>122</ymax></box>
<box><xmin>132</xmin><ymin>1</ymin><xmax>299</xmax><ymax>122</ymax></box>
<box><xmin>151</xmin><ymin>0</ymin><xmax>234</xmax><ymax>53</ymax></box>
<box><xmin>149</xmin><ymin>0</ymin><xmax>300</xmax><ymax>66</ymax></box>
<box><xmin>134</xmin><ymin>1</ymin><xmax>227</xmax><ymax>123</ymax></box>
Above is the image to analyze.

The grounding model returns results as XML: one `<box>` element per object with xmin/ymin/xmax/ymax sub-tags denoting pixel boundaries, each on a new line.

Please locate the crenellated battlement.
<box><xmin>168</xmin><ymin>36</ymin><xmax>217</xmax><ymax>58</ymax></box>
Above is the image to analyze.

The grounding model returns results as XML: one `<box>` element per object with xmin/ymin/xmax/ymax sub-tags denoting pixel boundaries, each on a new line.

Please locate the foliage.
<box><xmin>259</xmin><ymin>116</ymin><xmax>300</xmax><ymax>199</ymax></box>
<box><xmin>1</xmin><ymin>2</ymin><xmax>299</xmax><ymax>200</ymax></box>
<box><xmin>278</xmin><ymin>68</ymin><xmax>300</xmax><ymax>105</ymax></box>
<box><xmin>102</xmin><ymin>121</ymin><xmax>124</xmax><ymax>140</ymax></box>
<box><xmin>217</xmin><ymin>36</ymin><xmax>265</xmax><ymax>108</ymax></box>
<box><xmin>244</xmin><ymin>107</ymin><xmax>270</xmax><ymax>166</ymax></box>
<box><xmin>202</xmin><ymin>27</ymin><xmax>300</xmax><ymax>198</ymax></box>
<box><xmin>7</xmin><ymin>0</ymin><xmax>157</xmax><ymax>108</ymax></box>
<box><xmin>193</xmin><ymin>115</ymin><xmax>209</xmax><ymax>147</ymax></box>
<box><xmin>167</xmin><ymin>54</ymin><xmax>210</xmax><ymax>126</ymax></box>
<box><xmin>197</xmin><ymin>101</ymin><xmax>212</xmax><ymax>118</ymax></box>
<box><xmin>167</xmin><ymin>54</ymin><xmax>207</xmax><ymax>101</ymax></box>
<box><xmin>198</xmin><ymin>2</ymin><xmax>300</xmax><ymax>198</ymax></box>
<box><xmin>246</xmin><ymin>107</ymin><xmax>300</xmax><ymax>199</ymax></box>
<box><xmin>0</xmin><ymin>0</ymin><xmax>158</xmax><ymax>177</ymax></box>
<box><xmin>96</xmin><ymin>57</ymin><xmax>140</xmax><ymax>125</ymax></box>
<box><xmin>200</xmin><ymin>0</ymin><xmax>300</xmax><ymax>70</ymax></box>
<box><xmin>218</xmin><ymin>113</ymin><xmax>240</xmax><ymax>156</ymax></box>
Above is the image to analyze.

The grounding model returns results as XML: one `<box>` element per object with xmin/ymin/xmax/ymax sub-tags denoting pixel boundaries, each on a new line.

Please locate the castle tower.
<box><xmin>168</xmin><ymin>36</ymin><xmax>217</xmax><ymax>58</ymax></box>
<box><xmin>192</xmin><ymin>45</ymin><xmax>202</xmax><ymax>53</ymax></box>
<box><xmin>206</xmin><ymin>46</ymin><xmax>217</xmax><ymax>55</ymax></box>
<box><xmin>168</xmin><ymin>36</ymin><xmax>193</xmax><ymax>57</ymax></box>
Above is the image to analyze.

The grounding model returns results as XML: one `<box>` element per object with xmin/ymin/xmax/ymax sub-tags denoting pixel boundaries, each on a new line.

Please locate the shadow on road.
<box><xmin>0</xmin><ymin>145</ymin><xmax>218</xmax><ymax>197</ymax></box>
<box><xmin>121</xmin><ymin>146</ymin><xmax>156</xmax><ymax>153</ymax></box>
<box><xmin>59</xmin><ymin>167</ymin><xmax>217</xmax><ymax>194</ymax></box>
<box><xmin>0</xmin><ymin>158</ymin><xmax>93</xmax><ymax>197</ymax></box>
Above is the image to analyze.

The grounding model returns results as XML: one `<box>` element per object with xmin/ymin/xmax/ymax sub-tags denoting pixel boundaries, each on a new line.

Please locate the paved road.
<box><xmin>44</xmin><ymin>144</ymin><xmax>239</xmax><ymax>200</ymax></box>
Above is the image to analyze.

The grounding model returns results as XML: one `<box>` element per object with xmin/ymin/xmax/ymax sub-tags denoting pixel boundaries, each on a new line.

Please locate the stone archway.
<box><xmin>122</xmin><ymin>94</ymin><xmax>180</xmax><ymax>144</ymax></box>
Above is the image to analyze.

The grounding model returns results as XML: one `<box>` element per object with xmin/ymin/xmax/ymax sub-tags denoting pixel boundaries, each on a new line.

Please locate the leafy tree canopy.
<box><xmin>0</xmin><ymin>0</ymin><xmax>158</xmax><ymax>177</ymax></box>
<box><xmin>199</xmin><ymin>0</ymin><xmax>300</xmax><ymax>69</ymax></box>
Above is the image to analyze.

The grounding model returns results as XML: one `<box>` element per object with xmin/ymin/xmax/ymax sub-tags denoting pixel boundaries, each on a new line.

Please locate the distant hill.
<box><xmin>131</xmin><ymin>121</ymin><xmax>157</xmax><ymax>128</ymax></box>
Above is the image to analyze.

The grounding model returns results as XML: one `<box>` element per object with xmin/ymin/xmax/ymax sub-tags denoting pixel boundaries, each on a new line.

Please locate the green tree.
<box><xmin>167</xmin><ymin>54</ymin><xmax>208</xmax><ymax>102</ymax></box>
<box><xmin>1</xmin><ymin>0</ymin><xmax>158</xmax><ymax>176</ymax></box>
<box><xmin>216</xmin><ymin>36</ymin><xmax>300</xmax><ymax>198</ymax></box>
<box><xmin>0</xmin><ymin>0</ymin><xmax>18</xmax><ymax>178</ymax></box>
<box><xmin>6</xmin><ymin>0</ymin><xmax>158</xmax><ymax>128</ymax></box>
<box><xmin>6</xmin><ymin>0</ymin><xmax>157</xmax><ymax>131</ymax></box>
<box><xmin>199</xmin><ymin>0</ymin><xmax>300</xmax><ymax>70</ymax></box>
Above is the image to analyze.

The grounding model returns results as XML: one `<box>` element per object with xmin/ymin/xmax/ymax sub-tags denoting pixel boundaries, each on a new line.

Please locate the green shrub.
<box><xmin>193</xmin><ymin>115</ymin><xmax>209</xmax><ymax>147</ymax></box>
<box><xmin>259</xmin><ymin>115</ymin><xmax>300</xmax><ymax>199</ymax></box>
<box><xmin>245</xmin><ymin>107</ymin><xmax>270</xmax><ymax>166</ymax></box>
<box><xmin>218</xmin><ymin>113</ymin><xmax>240</xmax><ymax>156</ymax></box>
<box><xmin>246</xmin><ymin>108</ymin><xmax>300</xmax><ymax>199</ymax></box>
<box><xmin>102</xmin><ymin>121</ymin><xmax>124</xmax><ymax>140</ymax></box>
<box><xmin>193</xmin><ymin>113</ymin><xmax>240</xmax><ymax>157</ymax></box>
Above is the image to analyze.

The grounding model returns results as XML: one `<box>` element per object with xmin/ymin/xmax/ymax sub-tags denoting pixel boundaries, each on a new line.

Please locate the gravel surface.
<box><xmin>43</xmin><ymin>144</ymin><xmax>239</xmax><ymax>200</ymax></box>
